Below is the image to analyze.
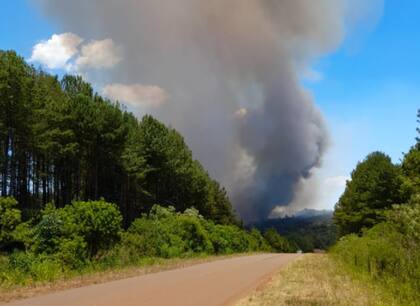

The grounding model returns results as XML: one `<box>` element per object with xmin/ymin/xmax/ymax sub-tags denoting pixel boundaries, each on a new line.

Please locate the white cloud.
<box><xmin>29</xmin><ymin>33</ymin><xmax>83</xmax><ymax>70</ymax></box>
<box><xmin>29</xmin><ymin>33</ymin><xmax>121</xmax><ymax>72</ymax></box>
<box><xmin>76</xmin><ymin>39</ymin><xmax>122</xmax><ymax>70</ymax></box>
<box><xmin>103</xmin><ymin>83</ymin><xmax>167</xmax><ymax>108</ymax></box>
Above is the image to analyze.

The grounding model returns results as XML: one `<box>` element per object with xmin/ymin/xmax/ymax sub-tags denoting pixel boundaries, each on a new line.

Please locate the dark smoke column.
<box><xmin>235</xmin><ymin>69</ymin><xmax>328</xmax><ymax>222</ymax></box>
<box><xmin>33</xmin><ymin>0</ymin><xmax>379</xmax><ymax>222</ymax></box>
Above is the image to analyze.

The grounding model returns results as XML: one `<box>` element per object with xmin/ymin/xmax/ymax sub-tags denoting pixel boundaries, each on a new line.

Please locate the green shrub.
<box><xmin>127</xmin><ymin>217</ymin><xmax>178</xmax><ymax>258</ymax></box>
<box><xmin>207</xmin><ymin>224</ymin><xmax>232</xmax><ymax>254</ymax></box>
<box><xmin>7</xmin><ymin>251</ymin><xmax>34</xmax><ymax>274</ymax></box>
<box><xmin>264</xmin><ymin>228</ymin><xmax>296</xmax><ymax>253</ymax></box>
<box><xmin>63</xmin><ymin>200</ymin><xmax>123</xmax><ymax>257</ymax></box>
<box><xmin>332</xmin><ymin>201</ymin><xmax>420</xmax><ymax>302</ymax></box>
<box><xmin>249</xmin><ymin>228</ymin><xmax>272</xmax><ymax>252</ymax></box>
<box><xmin>174</xmin><ymin>215</ymin><xmax>213</xmax><ymax>254</ymax></box>
<box><xmin>206</xmin><ymin>223</ymin><xmax>258</xmax><ymax>254</ymax></box>
<box><xmin>0</xmin><ymin>197</ymin><xmax>22</xmax><ymax>249</ymax></box>
<box><xmin>111</xmin><ymin>232</ymin><xmax>148</xmax><ymax>265</ymax></box>
<box><xmin>122</xmin><ymin>205</ymin><xmax>268</xmax><ymax>259</ymax></box>
<box><xmin>386</xmin><ymin>195</ymin><xmax>420</xmax><ymax>244</ymax></box>
<box><xmin>33</xmin><ymin>206</ymin><xmax>64</xmax><ymax>254</ymax></box>
<box><xmin>125</xmin><ymin>206</ymin><xmax>212</xmax><ymax>258</ymax></box>
<box><xmin>33</xmin><ymin>200</ymin><xmax>123</xmax><ymax>259</ymax></box>
<box><xmin>0</xmin><ymin>203</ymin><xmax>274</xmax><ymax>286</ymax></box>
<box><xmin>4</xmin><ymin>252</ymin><xmax>62</xmax><ymax>285</ymax></box>
<box><xmin>55</xmin><ymin>236</ymin><xmax>87</xmax><ymax>270</ymax></box>
<box><xmin>11</xmin><ymin>222</ymin><xmax>34</xmax><ymax>250</ymax></box>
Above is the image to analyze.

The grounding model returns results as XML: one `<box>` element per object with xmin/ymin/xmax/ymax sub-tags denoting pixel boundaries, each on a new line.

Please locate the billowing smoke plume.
<box><xmin>33</xmin><ymin>0</ymin><xmax>380</xmax><ymax>222</ymax></box>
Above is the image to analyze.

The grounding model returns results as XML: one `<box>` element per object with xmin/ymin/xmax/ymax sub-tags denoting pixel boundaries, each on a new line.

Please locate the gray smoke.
<box><xmin>33</xmin><ymin>0</ymin><xmax>380</xmax><ymax>222</ymax></box>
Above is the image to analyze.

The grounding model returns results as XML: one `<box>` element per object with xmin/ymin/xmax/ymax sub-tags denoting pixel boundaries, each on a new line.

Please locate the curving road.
<box><xmin>5</xmin><ymin>254</ymin><xmax>300</xmax><ymax>306</ymax></box>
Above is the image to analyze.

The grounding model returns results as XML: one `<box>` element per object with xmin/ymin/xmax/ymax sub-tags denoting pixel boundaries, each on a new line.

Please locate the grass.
<box><xmin>0</xmin><ymin>253</ymin><xmax>251</xmax><ymax>304</ymax></box>
<box><xmin>236</xmin><ymin>254</ymin><xmax>403</xmax><ymax>306</ymax></box>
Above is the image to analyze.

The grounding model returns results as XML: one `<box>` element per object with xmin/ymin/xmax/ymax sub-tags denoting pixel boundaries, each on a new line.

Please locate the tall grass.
<box><xmin>331</xmin><ymin>201</ymin><xmax>420</xmax><ymax>304</ymax></box>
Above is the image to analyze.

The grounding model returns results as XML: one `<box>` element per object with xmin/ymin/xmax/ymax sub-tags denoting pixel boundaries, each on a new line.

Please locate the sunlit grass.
<box><xmin>237</xmin><ymin>254</ymin><xmax>402</xmax><ymax>306</ymax></box>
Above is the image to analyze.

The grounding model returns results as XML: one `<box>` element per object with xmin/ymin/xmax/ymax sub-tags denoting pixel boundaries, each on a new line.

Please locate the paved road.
<box><xmin>5</xmin><ymin>254</ymin><xmax>300</xmax><ymax>306</ymax></box>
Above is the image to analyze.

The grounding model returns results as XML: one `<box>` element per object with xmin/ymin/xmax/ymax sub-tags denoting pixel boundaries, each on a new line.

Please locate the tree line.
<box><xmin>332</xmin><ymin>110</ymin><xmax>420</xmax><ymax>303</ymax></box>
<box><xmin>254</xmin><ymin>213</ymin><xmax>337</xmax><ymax>252</ymax></box>
<box><xmin>0</xmin><ymin>50</ymin><xmax>235</xmax><ymax>225</ymax></box>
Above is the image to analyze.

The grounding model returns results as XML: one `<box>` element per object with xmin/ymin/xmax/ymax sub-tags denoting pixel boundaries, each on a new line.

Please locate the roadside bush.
<box><xmin>62</xmin><ymin>200</ymin><xmax>123</xmax><ymax>257</ymax></box>
<box><xmin>264</xmin><ymin>228</ymin><xmax>297</xmax><ymax>253</ymax></box>
<box><xmin>332</xmin><ymin>200</ymin><xmax>420</xmax><ymax>302</ymax></box>
<box><xmin>32</xmin><ymin>205</ymin><xmax>65</xmax><ymax>254</ymax></box>
<box><xmin>34</xmin><ymin>200</ymin><xmax>123</xmax><ymax>258</ymax></box>
<box><xmin>120</xmin><ymin>205</ymin><xmax>272</xmax><ymax>260</ymax></box>
<box><xmin>386</xmin><ymin>195</ymin><xmax>420</xmax><ymax>244</ymax></box>
<box><xmin>207</xmin><ymin>224</ymin><xmax>249</xmax><ymax>254</ymax></box>
<box><xmin>11</xmin><ymin>222</ymin><xmax>34</xmax><ymax>251</ymax></box>
<box><xmin>333</xmin><ymin>224</ymin><xmax>404</xmax><ymax>277</ymax></box>
<box><xmin>0</xmin><ymin>197</ymin><xmax>22</xmax><ymax>250</ymax></box>
<box><xmin>127</xmin><ymin>217</ymin><xmax>180</xmax><ymax>258</ymax></box>
<box><xmin>175</xmin><ymin>215</ymin><xmax>213</xmax><ymax>254</ymax></box>
<box><xmin>248</xmin><ymin>228</ymin><xmax>272</xmax><ymax>252</ymax></box>
<box><xmin>114</xmin><ymin>232</ymin><xmax>151</xmax><ymax>265</ymax></box>
<box><xmin>0</xmin><ymin>203</ymin><xmax>276</xmax><ymax>286</ymax></box>
<box><xmin>32</xmin><ymin>204</ymin><xmax>88</xmax><ymax>270</ymax></box>
<box><xmin>3</xmin><ymin>252</ymin><xmax>62</xmax><ymax>285</ymax></box>
<box><xmin>54</xmin><ymin>236</ymin><xmax>87</xmax><ymax>270</ymax></box>
<box><xmin>125</xmin><ymin>205</ymin><xmax>213</xmax><ymax>258</ymax></box>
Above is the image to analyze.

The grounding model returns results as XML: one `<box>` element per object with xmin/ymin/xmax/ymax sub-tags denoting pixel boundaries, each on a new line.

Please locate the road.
<box><xmin>5</xmin><ymin>254</ymin><xmax>300</xmax><ymax>306</ymax></box>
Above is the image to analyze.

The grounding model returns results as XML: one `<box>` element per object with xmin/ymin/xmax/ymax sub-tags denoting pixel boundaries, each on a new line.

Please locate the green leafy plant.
<box><xmin>0</xmin><ymin>197</ymin><xmax>22</xmax><ymax>250</ymax></box>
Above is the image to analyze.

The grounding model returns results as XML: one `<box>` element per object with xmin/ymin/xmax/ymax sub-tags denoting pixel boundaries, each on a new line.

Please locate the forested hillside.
<box><xmin>0</xmin><ymin>50</ymin><xmax>235</xmax><ymax>225</ymax></box>
<box><xmin>253</xmin><ymin>211</ymin><xmax>336</xmax><ymax>252</ymax></box>
<box><xmin>332</xmin><ymin>110</ymin><xmax>420</xmax><ymax>303</ymax></box>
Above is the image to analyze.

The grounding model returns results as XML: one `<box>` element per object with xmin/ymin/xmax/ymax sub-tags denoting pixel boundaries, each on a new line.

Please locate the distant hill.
<box><xmin>250</xmin><ymin>209</ymin><xmax>337</xmax><ymax>252</ymax></box>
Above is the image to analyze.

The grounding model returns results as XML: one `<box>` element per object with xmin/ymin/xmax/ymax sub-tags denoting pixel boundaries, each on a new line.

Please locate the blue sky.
<box><xmin>0</xmin><ymin>1</ymin><xmax>53</xmax><ymax>58</ymax></box>
<box><xmin>1</xmin><ymin>1</ymin><xmax>419</xmax><ymax>209</ymax></box>
<box><xmin>309</xmin><ymin>1</ymin><xmax>419</xmax><ymax>167</ymax></box>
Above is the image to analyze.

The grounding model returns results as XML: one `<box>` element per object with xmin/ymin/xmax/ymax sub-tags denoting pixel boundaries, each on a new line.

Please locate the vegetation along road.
<box><xmin>4</xmin><ymin>254</ymin><xmax>300</xmax><ymax>306</ymax></box>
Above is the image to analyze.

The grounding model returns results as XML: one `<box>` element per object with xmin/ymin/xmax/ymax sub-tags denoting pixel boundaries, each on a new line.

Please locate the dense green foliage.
<box><xmin>0</xmin><ymin>200</ymin><xmax>292</xmax><ymax>286</ymax></box>
<box><xmin>334</xmin><ymin>152</ymin><xmax>403</xmax><ymax>236</ymax></box>
<box><xmin>263</xmin><ymin>228</ymin><xmax>297</xmax><ymax>253</ymax></box>
<box><xmin>33</xmin><ymin>200</ymin><xmax>123</xmax><ymax>260</ymax></box>
<box><xmin>400</xmin><ymin>145</ymin><xmax>420</xmax><ymax>198</ymax></box>
<box><xmin>332</xmin><ymin>110</ymin><xmax>420</xmax><ymax>303</ymax></box>
<box><xmin>332</xmin><ymin>198</ymin><xmax>420</xmax><ymax>303</ymax></box>
<box><xmin>115</xmin><ymin>205</ymin><xmax>273</xmax><ymax>263</ymax></box>
<box><xmin>0</xmin><ymin>197</ymin><xmax>22</xmax><ymax>249</ymax></box>
<box><xmin>0</xmin><ymin>50</ymin><xmax>235</xmax><ymax>226</ymax></box>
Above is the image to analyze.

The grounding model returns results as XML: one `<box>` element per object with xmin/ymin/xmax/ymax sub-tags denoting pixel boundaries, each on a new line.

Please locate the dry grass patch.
<box><xmin>237</xmin><ymin>254</ymin><xmax>395</xmax><ymax>306</ymax></box>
